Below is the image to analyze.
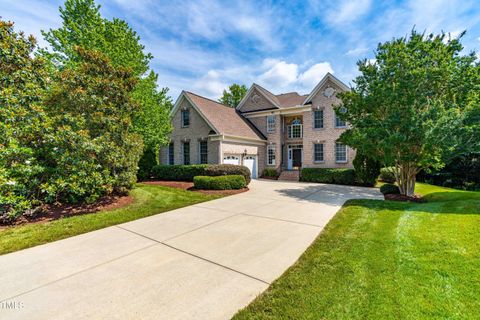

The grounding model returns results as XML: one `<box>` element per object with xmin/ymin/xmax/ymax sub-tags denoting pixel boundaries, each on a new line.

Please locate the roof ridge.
<box><xmin>185</xmin><ymin>91</ymin><xmax>231</xmax><ymax>109</ymax></box>
<box><xmin>276</xmin><ymin>92</ymin><xmax>300</xmax><ymax>96</ymax></box>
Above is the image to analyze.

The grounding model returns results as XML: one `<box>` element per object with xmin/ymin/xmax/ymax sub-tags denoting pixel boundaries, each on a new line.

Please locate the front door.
<box><xmin>292</xmin><ymin>149</ymin><xmax>302</xmax><ymax>168</ymax></box>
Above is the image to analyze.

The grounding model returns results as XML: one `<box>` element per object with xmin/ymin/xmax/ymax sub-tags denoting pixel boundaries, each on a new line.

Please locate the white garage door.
<box><xmin>223</xmin><ymin>155</ymin><xmax>240</xmax><ymax>165</ymax></box>
<box><xmin>243</xmin><ymin>156</ymin><xmax>257</xmax><ymax>179</ymax></box>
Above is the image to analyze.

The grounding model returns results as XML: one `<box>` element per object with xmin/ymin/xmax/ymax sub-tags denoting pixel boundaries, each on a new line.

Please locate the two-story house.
<box><xmin>159</xmin><ymin>73</ymin><xmax>354</xmax><ymax>180</ymax></box>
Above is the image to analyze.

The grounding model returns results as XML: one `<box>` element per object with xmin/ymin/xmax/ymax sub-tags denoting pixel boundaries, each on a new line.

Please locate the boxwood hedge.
<box><xmin>300</xmin><ymin>168</ymin><xmax>356</xmax><ymax>185</ymax></box>
<box><xmin>151</xmin><ymin>164</ymin><xmax>251</xmax><ymax>184</ymax></box>
<box><xmin>193</xmin><ymin>175</ymin><xmax>246</xmax><ymax>190</ymax></box>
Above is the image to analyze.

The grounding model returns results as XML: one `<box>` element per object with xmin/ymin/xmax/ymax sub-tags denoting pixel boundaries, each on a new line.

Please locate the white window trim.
<box><xmin>334</xmin><ymin>107</ymin><xmax>347</xmax><ymax>128</ymax></box>
<box><xmin>313</xmin><ymin>143</ymin><xmax>325</xmax><ymax>163</ymax></box>
<box><xmin>267</xmin><ymin>144</ymin><xmax>276</xmax><ymax>166</ymax></box>
<box><xmin>313</xmin><ymin>109</ymin><xmax>324</xmax><ymax>129</ymax></box>
<box><xmin>267</xmin><ymin>115</ymin><xmax>276</xmax><ymax>133</ymax></box>
<box><xmin>335</xmin><ymin>143</ymin><xmax>348</xmax><ymax>163</ymax></box>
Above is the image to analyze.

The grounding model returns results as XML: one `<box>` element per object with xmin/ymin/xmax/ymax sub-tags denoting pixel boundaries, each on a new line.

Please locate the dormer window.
<box><xmin>181</xmin><ymin>109</ymin><xmax>190</xmax><ymax>127</ymax></box>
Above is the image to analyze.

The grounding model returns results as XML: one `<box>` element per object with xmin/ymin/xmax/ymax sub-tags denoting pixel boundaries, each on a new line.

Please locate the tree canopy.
<box><xmin>337</xmin><ymin>30</ymin><xmax>479</xmax><ymax>196</ymax></box>
<box><xmin>41</xmin><ymin>0</ymin><xmax>172</xmax><ymax>153</ymax></box>
<box><xmin>219</xmin><ymin>83</ymin><xmax>248</xmax><ymax>108</ymax></box>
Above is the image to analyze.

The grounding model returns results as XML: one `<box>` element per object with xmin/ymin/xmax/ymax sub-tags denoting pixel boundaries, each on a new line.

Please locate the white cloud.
<box><xmin>192</xmin><ymin>70</ymin><xmax>228</xmax><ymax>98</ymax></box>
<box><xmin>258</xmin><ymin>60</ymin><xmax>298</xmax><ymax>89</ymax></box>
<box><xmin>298</xmin><ymin>62</ymin><xmax>333</xmax><ymax>88</ymax></box>
<box><xmin>346</xmin><ymin>47</ymin><xmax>369</xmax><ymax>56</ymax></box>
<box><xmin>321</xmin><ymin>0</ymin><xmax>372</xmax><ymax>26</ymax></box>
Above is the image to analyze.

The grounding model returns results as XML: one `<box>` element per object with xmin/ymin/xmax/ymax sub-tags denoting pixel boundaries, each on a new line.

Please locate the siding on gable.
<box><xmin>238</xmin><ymin>88</ymin><xmax>277</xmax><ymax>113</ymax></box>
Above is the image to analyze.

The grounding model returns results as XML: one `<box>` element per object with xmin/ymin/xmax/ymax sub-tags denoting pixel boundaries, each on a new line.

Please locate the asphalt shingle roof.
<box><xmin>185</xmin><ymin>92</ymin><xmax>265</xmax><ymax>141</ymax></box>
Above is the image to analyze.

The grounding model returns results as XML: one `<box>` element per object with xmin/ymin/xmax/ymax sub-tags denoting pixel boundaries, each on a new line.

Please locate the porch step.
<box><xmin>278</xmin><ymin>170</ymin><xmax>300</xmax><ymax>182</ymax></box>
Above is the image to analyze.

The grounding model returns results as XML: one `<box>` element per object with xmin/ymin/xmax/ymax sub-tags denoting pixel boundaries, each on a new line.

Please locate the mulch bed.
<box><xmin>384</xmin><ymin>193</ymin><xmax>426</xmax><ymax>203</ymax></box>
<box><xmin>1</xmin><ymin>194</ymin><xmax>133</xmax><ymax>228</ymax></box>
<box><xmin>142</xmin><ymin>180</ymin><xmax>249</xmax><ymax>196</ymax></box>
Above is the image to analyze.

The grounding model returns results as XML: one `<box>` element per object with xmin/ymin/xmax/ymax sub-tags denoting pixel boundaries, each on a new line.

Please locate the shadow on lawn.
<box><xmin>275</xmin><ymin>183</ymin><xmax>382</xmax><ymax>206</ymax></box>
<box><xmin>343</xmin><ymin>191</ymin><xmax>480</xmax><ymax>216</ymax></box>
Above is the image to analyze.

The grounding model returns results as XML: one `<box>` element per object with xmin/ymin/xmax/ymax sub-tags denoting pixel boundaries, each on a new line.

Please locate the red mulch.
<box><xmin>142</xmin><ymin>180</ymin><xmax>249</xmax><ymax>196</ymax></box>
<box><xmin>1</xmin><ymin>194</ymin><xmax>133</xmax><ymax>228</ymax></box>
<box><xmin>384</xmin><ymin>193</ymin><xmax>426</xmax><ymax>203</ymax></box>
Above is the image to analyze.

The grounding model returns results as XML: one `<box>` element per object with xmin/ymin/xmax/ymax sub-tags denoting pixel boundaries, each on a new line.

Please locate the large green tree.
<box><xmin>41</xmin><ymin>0</ymin><xmax>172</xmax><ymax>153</ymax></box>
<box><xmin>43</xmin><ymin>47</ymin><xmax>143</xmax><ymax>200</ymax></box>
<box><xmin>337</xmin><ymin>30</ymin><xmax>478</xmax><ymax>196</ymax></box>
<box><xmin>0</xmin><ymin>20</ymin><xmax>50</xmax><ymax>221</ymax></box>
<box><xmin>219</xmin><ymin>83</ymin><xmax>248</xmax><ymax>108</ymax></box>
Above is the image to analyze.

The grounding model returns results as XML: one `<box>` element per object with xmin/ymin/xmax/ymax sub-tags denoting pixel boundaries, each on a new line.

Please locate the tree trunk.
<box><xmin>394</xmin><ymin>163</ymin><xmax>417</xmax><ymax>197</ymax></box>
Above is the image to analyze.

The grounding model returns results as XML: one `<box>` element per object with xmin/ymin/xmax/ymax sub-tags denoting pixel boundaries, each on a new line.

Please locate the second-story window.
<box><xmin>287</xmin><ymin>118</ymin><xmax>303</xmax><ymax>139</ymax></box>
<box><xmin>267</xmin><ymin>115</ymin><xmax>276</xmax><ymax>133</ymax></box>
<box><xmin>335</xmin><ymin>107</ymin><xmax>347</xmax><ymax>128</ymax></box>
<box><xmin>313</xmin><ymin>109</ymin><xmax>324</xmax><ymax>129</ymax></box>
<box><xmin>181</xmin><ymin>109</ymin><xmax>190</xmax><ymax>127</ymax></box>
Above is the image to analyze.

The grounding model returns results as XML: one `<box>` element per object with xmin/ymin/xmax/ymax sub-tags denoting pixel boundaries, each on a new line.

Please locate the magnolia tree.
<box><xmin>337</xmin><ymin>31</ymin><xmax>479</xmax><ymax>196</ymax></box>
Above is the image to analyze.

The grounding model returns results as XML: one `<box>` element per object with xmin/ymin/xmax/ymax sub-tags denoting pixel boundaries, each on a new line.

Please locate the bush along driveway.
<box><xmin>0</xmin><ymin>184</ymin><xmax>220</xmax><ymax>255</ymax></box>
<box><xmin>234</xmin><ymin>183</ymin><xmax>480</xmax><ymax>319</ymax></box>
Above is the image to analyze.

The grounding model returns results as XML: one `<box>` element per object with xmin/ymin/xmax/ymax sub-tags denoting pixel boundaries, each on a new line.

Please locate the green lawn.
<box><xmin>234</xmin><ymin>183</ymin><xmax>480</xmax><ymax>320</ymax></box>
<box><xmin>0</xmin><ymin>184</ymin><xmax>219</xmax><ymax>255</ymax></box>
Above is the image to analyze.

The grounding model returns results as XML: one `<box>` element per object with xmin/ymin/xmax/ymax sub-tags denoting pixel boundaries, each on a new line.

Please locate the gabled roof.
<box><xmin>171</xmin><ymin>91</ymin><xmax>265</xmax><ymax>141</ymax></box>
<box><xmin>236</xmin><ymin>83</ymin><xmax>282</xmax><ymax>110</ymax></box>
<box><xmin>303</xmin><ymin>72</ymin><xmax>350</xmax><ymax>105</ymax></box>
<box><xmin>276</xmin><ymin>92</ymin><xmax>309</xmax><ymax>108</ymax></box>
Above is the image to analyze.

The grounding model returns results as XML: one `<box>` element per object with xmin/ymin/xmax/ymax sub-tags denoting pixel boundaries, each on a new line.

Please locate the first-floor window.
<box><xmin>335</xmin><ymin>143</ymin><xmax>347</xmax><ymax>163</ymax></box>
<box><xmin>314</xmin><ymin>143</ymin><xmax>324</xmax><ymax>162</ymax></box>
<box><xmin>267</xmin><ymin>144</ymin><xmax>276</xmax><ymax>165</ymax></box>
<box><xmin>199</xmin><ymin>141</ymin><xmax>208</xmax><ymax>164</ymax></box>
<box><xmin>183</xmin><ymin>141</ymin><xmax>190</xmax><ymax>165</ymax></box>
<box><xmin>168</xmin><ymin>142</ymin><xmax>174</xmax><ymax>165</ymax></box>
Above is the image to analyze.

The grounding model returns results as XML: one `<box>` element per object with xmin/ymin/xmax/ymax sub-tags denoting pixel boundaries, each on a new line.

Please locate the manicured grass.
<box><xmin>0</xmin><ymin>184</ymin><xmax>220</xmax><ymax>255</ymax></box>
<box><xmin>234</xmin><ymin>183</ymin><xmax>480</xmax><ymax>319</ymax></box>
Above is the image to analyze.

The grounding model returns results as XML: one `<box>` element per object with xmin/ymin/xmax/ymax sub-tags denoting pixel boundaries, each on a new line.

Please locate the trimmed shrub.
<box><xmin>379</xmin><ymin>167</ymin><xmax>396</xmax><ymax>183</ymax></box>
<box><xmin>204</xmin><ymin>164</ymin><xmax>251</xmax><ymax>185</ymax></box>
<box><xmin>380</xmin><ymin>183</ymin><xmax>400</xmax><ymax>195</ymax></box>
<box><xmin>152</xmin><ymin>165</ymin><xmax>208</xmax><ymax>181</ymax></box>
<box><xmin>300</xmin><ymin>168</ymin><xmax>356</xmax><ymax>185</ymax></box>
<box><xmin>151</xmin><ymin>164</ymin><xmax>251</xmax><ymax>185</ymax></box>
<box><xmin>193</xmin><ymin>175</ymin><xmax>246</xmax><ymax>190</ymax></box>
<box><xmin>137</xmin><ymin>148</ymin><xmax>158</xmax><ymax>181</ymax></box>
<box><xmin>262</xmin><ymin>168</ymin><xmax>277</xmax><ymax>178</ymax></box>
<box><xmin>353</xmin><ymin>152</ymin><xmax>381</xmax><ymax>187</ymax></box>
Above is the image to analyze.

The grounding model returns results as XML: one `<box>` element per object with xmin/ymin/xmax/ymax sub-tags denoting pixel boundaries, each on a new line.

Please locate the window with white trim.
<box><xmin>181</xmin><ymin>109</ymin><xmax>190</xmax><ymax>127</ymax></box>
<box><xmin>314</xmin><ymin>143</ymin><xmax>324</xmax><ymax>162</ymax></box>
<box><xmin>313</xmin><ymin>109</ymin><xmax>323</xmax><ymax>129</ymax></box>
<box><xmin>335</xmin><ymin>143</ymin><xmax>347</xmax><ymax>163</ymax></box>
<box><xmin>267</xmin><ymin>144</ymin><xmax>276</xmax><ymax>165</ymax></box>
<box><xmin>168</xmin><ymin>142</ymin><xmax>174</xmax><ymax>165</ymax></box>
<box><xmin>183</xmin><ymin>141</ymin><xmax>190</xmax><ymax>165</ymax></box>
<box><xmin>335</xmin><ymin>107</ymin><xmax>347</xmax><ymax>128</ymax></box>
<box><xmin>267</xmin><ymin>115</ymin><xmax>276</xmax><ymax>133</ymax></box>
<box><xmin>199</xmin><ymin>141</ymin><xmax>208</xmax><ymax>164</ymax></box>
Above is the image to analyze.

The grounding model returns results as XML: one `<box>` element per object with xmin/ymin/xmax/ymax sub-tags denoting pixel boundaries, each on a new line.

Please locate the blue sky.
<box><xmin>1</xmin><ymin>0</ymin><xmax>479</xmax><ymax>100</ymax></box>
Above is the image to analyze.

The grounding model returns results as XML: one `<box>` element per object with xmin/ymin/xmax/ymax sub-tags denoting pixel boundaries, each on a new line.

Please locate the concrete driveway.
<box><xmin>0</xmin><ymin>180</ymin><xmax>381</xmax><ymax>320</ymax></box>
